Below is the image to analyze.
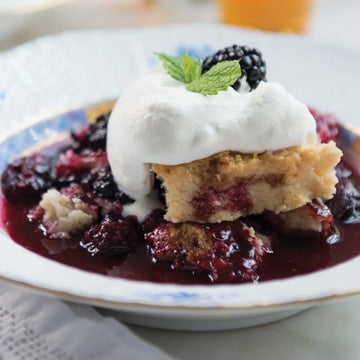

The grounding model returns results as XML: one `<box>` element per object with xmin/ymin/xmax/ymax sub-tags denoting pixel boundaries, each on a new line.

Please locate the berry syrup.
<box><xmin>1</xmin><ymin>189</ymin><xmax>360</xmax><ymax>284</ymax></box>
<box><xmin>1</xmin><ymin>110</ymin><xmax>360</xmax><ymax>284</ymax></box>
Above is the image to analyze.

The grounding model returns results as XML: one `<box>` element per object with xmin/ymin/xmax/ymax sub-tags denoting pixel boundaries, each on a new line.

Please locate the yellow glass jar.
<box><xmin>220</xmin><ymin>0</ymin><xmax>312</xmax><ymax>33</ymax></box>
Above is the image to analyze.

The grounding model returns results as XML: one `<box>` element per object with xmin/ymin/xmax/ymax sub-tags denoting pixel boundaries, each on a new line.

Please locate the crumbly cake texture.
<box><xmin>152</xmin><ymin>142</ymin><xmax>342</xmax><ymax>223</ymax></box>
<box><xmin>40</xmin><ymin>189</ymin><xmax>98</xmax><ymax>239</ymax></box>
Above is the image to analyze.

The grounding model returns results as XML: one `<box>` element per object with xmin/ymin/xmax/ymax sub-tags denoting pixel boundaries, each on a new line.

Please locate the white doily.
<box><xmin>0</xmin><ymin>283</ymin><xmax>172</xmax><ymax>360</ymax></box>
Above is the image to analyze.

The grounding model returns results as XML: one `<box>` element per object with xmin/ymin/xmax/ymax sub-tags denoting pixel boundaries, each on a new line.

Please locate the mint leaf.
<box><xmin>182</xmin><ymin>52</ymin><xmax>202</xmax><ymax>83</ymax></box>
<box><xmin>155</xmin><ymin>52</ymin><xmax>242</xmax><ymax>96</ymax></box>
<box><xmin>186</xmin><ymin>60</ymin><xmax>242</xmax><ymax>95</ymax></box>
<box><xmin>156</xmin><ymin>52</ymin><xmax>202</xmax><ymax>84</ymax></box>
<box><xmin>156</xmin><ymin>52</ymin><xmax>186</xmax><ymax>83</ymax></box>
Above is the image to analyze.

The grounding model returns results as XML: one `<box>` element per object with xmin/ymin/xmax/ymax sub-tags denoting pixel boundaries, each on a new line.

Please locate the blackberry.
<box><xmin>325</xmin><ymin>163</ymin><xmax>360</xmax><ymax>221</ymax></box>
<box><xmin>81</xmin><ymin>216</ymin><xmax>143</xmax><ymax>256</ymax></box>
<box><xmin>71</xmin><ymin>113</ymin><xmax>110</xmax><ymax>153</ymax></box>
<box><xmin>1</xmin><ymin>155</ymin><xmax>52</xmax><ymax>201</ymax></box>
<box><xmin>201</xmin><ymin>44</ymin><xmax>266</xmax><ymax>91</ymax></box>
<box><xmin>86</xmin><ymin>167</ymin><xmax>134</xmax><ymax>204</ymax></box>
<box><xmin>90</xmin><ymin>167</ymin><xmax>119</xmax><ymax>199</ymax></box>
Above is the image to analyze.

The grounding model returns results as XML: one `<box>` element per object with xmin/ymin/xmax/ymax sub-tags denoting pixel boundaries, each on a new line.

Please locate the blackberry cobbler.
<box><xmin>1</xmin><ymin>45</ymin><xmax>360</xmax><ymax>284</ymax></box>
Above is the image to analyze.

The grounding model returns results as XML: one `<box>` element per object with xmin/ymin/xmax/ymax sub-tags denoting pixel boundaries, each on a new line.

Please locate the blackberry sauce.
<box><xmin>1</xmin><ymin>110</ymin><xmax>360</xmax><ymax>284</ymax></box>
<box><xmin>1</xmin><ymin>190</ymin><xmax>360</xmax><ymax>284</ymax></box>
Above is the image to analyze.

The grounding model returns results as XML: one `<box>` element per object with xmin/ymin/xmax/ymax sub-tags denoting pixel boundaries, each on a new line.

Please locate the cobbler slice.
<box><xmin>153</xmin><ymin>142</ymin><xmax>342</xmax><ymax>223</ymax></box>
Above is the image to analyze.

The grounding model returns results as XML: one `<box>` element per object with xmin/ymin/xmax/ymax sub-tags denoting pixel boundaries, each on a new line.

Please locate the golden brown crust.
<box><xmin>168</xmin><ymin>223</ymin><xmax>214</xmax><ymax>262</ymax></box>
<box><xmin>152</xmin><ymin>142</ymin><xmax>342</xmax><ymax>223</ymax></box>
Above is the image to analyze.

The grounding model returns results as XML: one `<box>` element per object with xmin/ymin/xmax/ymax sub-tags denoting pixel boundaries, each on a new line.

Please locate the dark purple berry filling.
<box><xmin>145</xmin><ymin>216</ymin><xmax>272</xmax><ymax>283</ymax></box>
<box><xmin>310</xmin><ymin>107</ymin><xmax>339</xmax><ymax>143</ymax></box>
<box><xmin>1</xmin><ymin>107</ymin><xmax>360</xmax><ymax>284</ymax></box>
<box><xmin>1</xmin><ymin>154</ymin><xmax>53</xmax><ymax>201</ymax></box>
<box><xmin>325</xmin><ymin>163</ymin><xmax>360</xmax><ymax>221</ymax></box>
<box><xmin>71</xmin><ymin>113</ymin><xmax>109</xmax><ymax>153</ymax></box>
<box><xmin>81</xmin><ymin>216</ymin><xmax>143</xmax><ymax>256</ymax></box>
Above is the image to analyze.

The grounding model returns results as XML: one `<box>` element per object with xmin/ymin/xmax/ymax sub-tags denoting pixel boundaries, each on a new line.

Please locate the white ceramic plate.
<box><xmin>1</xmin><ymin>24</ymin><xmax>360</xmax><ymax>331</ymax></box>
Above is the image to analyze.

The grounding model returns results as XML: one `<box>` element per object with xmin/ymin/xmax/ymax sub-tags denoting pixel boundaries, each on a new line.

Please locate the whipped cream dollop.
<box><xmin>107</xmin><ymin>67</ymin><xmax>316</xmax><ymax>199</ymax></box>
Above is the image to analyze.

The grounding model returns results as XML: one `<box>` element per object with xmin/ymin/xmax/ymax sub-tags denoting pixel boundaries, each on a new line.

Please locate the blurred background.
<box><xmin>0</xmin><ymin>0</ymin><xmax>359</xmax><ymax>52</ymax></box>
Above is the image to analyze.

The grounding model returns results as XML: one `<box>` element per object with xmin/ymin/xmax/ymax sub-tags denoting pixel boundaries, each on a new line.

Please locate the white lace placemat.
<box><xmin>0</xmin><ymin>283</ymin><xmax>172</xmax><ymax>360</ymax></box>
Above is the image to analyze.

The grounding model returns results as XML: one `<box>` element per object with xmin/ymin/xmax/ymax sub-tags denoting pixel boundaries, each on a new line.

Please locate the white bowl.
<box><xmin>0</xmin><ymin>24</ymin><xmax>360</xmax><ymax>330</ymax></box>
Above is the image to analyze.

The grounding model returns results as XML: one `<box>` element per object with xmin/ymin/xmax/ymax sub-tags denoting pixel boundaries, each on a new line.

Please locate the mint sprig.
<box><xmin>155</xmin><ymin>52</ymin><xmax>201</xmax><ymax>84</ymax></box>
<box><xmin>186</xmin><ymin>61</ymin><xmax>241</xmax><ymax>96</ymax></box>
<box><xmin>182</xmin><ymin>52</ymin><xmax>202</xmax><ymax>84</ymax></box>
<box><xmin>156</xmin><ymin>52</ymin><xmax>241</xmax><ymax>96</ymax></box>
